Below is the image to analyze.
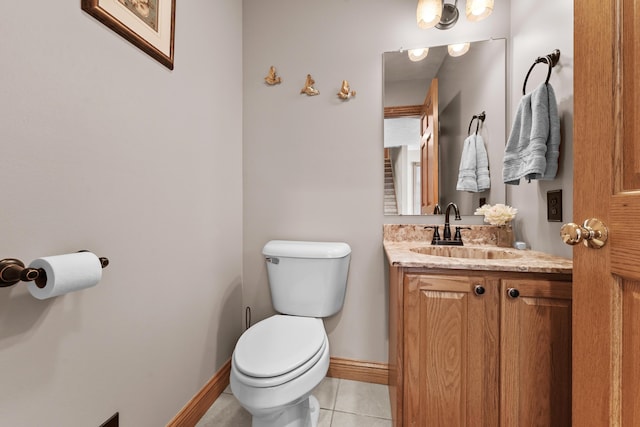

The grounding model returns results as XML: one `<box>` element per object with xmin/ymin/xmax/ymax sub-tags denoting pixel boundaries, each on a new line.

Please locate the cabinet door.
<box><xmin>404</xmin><ymin>274</ymin><xmax>499</xmax><ymax>427</ymax></box>
<box><xmin>500</xmin><ymin>279</ymin><xmax>572</xmax><ymax>427</ymax></box>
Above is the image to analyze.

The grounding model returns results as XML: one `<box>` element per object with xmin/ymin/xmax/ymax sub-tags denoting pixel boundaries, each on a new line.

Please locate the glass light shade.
<box><xmin>417</xmin><ymin>0</ymin><xmax>443</xmax><ymax>29</ymax></box>
<box><xmin>448</xmin><ymin>42</ymin><xmax>471</xmax><ymax>57</ymax></box>
<box><xmin>408</xmin><ymin>48</ymin><xmax>429</xmax><ymax>62</ymax></box>
<box><xmin>465</xmin><ymin>0</ymin><xmax>494</xmax><ymax>22</ymax></box>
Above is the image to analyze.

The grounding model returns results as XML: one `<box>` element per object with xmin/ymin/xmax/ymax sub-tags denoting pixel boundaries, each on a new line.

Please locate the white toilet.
<box><xmin>230</xmin><ymin>240</ymin><xmax>351</xmax><ymax>427</ymax></box>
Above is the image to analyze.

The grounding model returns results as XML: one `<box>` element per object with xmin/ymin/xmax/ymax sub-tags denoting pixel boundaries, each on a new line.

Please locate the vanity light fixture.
<box><xmin>418</xmin><ymin>0</ymin><xmax>494</xmax><ymax>30</ymax></box>
<box><xmin>408</xmin><ymin>48</ymin><xmax>429</xmax><ymax>62</ymax></box>
<box><xmin>416</xmin><ymin>0</ymin><xmax>443</xmax><ymax>29</ymax></box>
<box><xmin>465</xmin><ymin>0</ymin><xmax>494</xmax><ymax>22</ymax></box>
<box><xmin>448</xmin><ymin>42</ymin><xmax>471</xmax><ymax>57</ymax></box>
<box><xmin>435</xmin><ymin>0</ymin><xmax>460</xmax><ymax>30</ymax></box>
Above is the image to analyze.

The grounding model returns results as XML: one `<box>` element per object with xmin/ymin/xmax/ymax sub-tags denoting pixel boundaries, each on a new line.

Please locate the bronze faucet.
<box><xmin>425</xmin><ymin>202</ymin><xmax>468</xmax><ymax>246</ymax></box>
<box><xmin>443</xmin><ymin>202</ymin><xmax>461</xmax><ymax>240</ymax></box>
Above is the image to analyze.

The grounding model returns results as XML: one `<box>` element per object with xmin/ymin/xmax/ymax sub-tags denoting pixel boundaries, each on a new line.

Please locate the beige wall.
<box><xmin>0</xmin><ymin>1</ymin><xmax>243</xmax><ymax>426</ymax></box>
<box><xmin>242</xmin><ymin>0</ymin><xmax>512</xmax><ymax>363</ymax></box>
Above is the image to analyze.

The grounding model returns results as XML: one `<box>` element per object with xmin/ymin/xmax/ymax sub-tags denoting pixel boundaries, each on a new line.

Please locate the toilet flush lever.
<box><xmin>265</xmin><ymin>257</ymin><xmax>280</xmax><ymax>264</ymax></box>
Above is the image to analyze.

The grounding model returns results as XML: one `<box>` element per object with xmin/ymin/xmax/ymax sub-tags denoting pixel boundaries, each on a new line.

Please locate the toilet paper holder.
<box><xmin>0</xmin><ymin>253</ymin><xmax>109</xmax><ymax>288</ymax></box>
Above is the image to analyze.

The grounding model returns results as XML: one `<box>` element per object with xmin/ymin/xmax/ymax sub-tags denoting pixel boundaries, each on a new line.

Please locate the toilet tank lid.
<box><xmin>263</xmin><ymin>240</ymin><xmax>351</xmax><ymax>259</ymax></box>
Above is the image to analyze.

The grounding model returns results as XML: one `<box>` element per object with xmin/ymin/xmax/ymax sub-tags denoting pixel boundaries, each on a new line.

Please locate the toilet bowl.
<box><xmin>230</xmin><ymin>315</ymin><xmax>330</xmax><ymax>427</ymax></box>
<box><xmin>230</xmin><ymin>240</ymin><xmax>351</xmax><ymax>427</ymax></box>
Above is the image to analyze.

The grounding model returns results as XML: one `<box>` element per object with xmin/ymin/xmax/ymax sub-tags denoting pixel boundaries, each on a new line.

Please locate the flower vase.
<box><xmin>496</xmin><ymin>225</ymin><xmax>514</xmax><ymax>248</ymax></box>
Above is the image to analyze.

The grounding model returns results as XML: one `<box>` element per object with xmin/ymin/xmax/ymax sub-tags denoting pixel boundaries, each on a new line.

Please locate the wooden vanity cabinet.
<box><xmin>403</xmin><ymin>273</ymin><xmax>500</xmax><ymax>427</ymax></box>
<box><xmin>389</xmin><ymin>268</ymin><xmax>572</xmax><ymax>427</ymax></box>
<box><xmin>500</xmin><ymin>278</ymin><xmax>572</xmax><ymax>427</ymax></box>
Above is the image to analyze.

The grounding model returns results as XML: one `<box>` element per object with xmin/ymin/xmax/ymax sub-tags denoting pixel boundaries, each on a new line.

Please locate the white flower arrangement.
<box><xmin>474</xmin><ymin>203</ymin><xmax>518</xmax><ymax>226</ymax></box>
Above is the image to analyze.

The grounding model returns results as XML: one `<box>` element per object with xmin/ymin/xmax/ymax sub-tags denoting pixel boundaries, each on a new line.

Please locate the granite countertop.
<box><xmin>384</xmin><ymin>224</ymin><xmax>573</xmax><ymax>274</ymax></box>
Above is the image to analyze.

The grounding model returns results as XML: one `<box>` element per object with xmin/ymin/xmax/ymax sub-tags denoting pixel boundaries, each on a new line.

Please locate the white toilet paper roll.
<box><xmin>27</xmin><ymin>252</ymin><xmax>103</xmax><ymax>300</ymax></box>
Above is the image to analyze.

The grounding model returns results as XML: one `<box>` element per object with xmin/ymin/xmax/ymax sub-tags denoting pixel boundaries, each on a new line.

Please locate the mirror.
<box><xmin>383</xmin><ymin>38</ymin><xmax>506</xmax><ymax>215</ymax></box>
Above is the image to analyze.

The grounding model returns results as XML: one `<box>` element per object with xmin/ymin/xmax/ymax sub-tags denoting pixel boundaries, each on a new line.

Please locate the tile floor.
<box><xmin>195</xmin><ymin>377</ymin><xmax>392</xmax><ymax>427</ymax></box>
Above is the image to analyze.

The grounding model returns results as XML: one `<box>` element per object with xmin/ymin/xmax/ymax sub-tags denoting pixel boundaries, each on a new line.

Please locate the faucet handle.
<box><xmin>424</xmin><ymin>226</ymin><xmax>441</xmax><ymax>244</ymax></box>
<box><xmin>454</xmin><ymin>226</ymin><xmax>472</xmax><ymax>242</ymax></box>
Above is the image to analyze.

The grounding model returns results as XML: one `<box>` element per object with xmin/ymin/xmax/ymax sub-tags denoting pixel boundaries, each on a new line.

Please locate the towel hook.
<box><xmin>522</xmin><ymin>49</ymin><xmax>561</xmax><ymax>95</ymax></box>
<box><xmin>468</xmin><ymin>111</ymin><xmax>486</xmax><ymax>136</ymax></box>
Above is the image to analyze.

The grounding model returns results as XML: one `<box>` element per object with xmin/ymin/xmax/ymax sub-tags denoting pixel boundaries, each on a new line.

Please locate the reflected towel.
<box><xmin>457</xmin><ymin>134</ymin><xmax>490</xmax><ymax>192</ymax></box>
<box><xmin>475</xmin><ymin>135</ymin><xmax>490</xmax><ymax>191</ymax></box>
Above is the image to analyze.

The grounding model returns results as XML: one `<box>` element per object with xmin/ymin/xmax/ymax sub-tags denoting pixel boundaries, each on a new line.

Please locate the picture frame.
<box><xmin>82</xmin><ymin>0</ymin><xmax>176</xmax><ymax>70</ymax></box>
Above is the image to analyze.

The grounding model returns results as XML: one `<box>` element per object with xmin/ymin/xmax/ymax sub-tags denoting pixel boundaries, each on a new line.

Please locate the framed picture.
<box><xmin>82</xmin><ymin>0</ymin><xmax>176</xmax><ymax>70</ymax></box>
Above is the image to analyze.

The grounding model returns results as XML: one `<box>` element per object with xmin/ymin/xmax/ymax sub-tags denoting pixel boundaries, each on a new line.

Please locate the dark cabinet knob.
<box><xmin>474</xmin><ymin>285</ymin><xmax>485</xmax><ymax>296</ymax></box>
<box><xmin>507</xmin><ymin>288</ymin><xmax>520</xmax><ymax>298</ymax></box>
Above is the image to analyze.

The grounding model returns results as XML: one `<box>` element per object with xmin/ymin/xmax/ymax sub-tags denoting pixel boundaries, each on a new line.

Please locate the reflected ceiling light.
<box><xmin>416</xmin><ymin>0</ymin><xmax>443</xmax><ymax>29</ymax></box>
<box><xmin>448</xmin><ymin>42</ymin><xmax>471</xmax><ymax>57</ymax></box>
<box><xmin>466</xmin><ymin>0</ymin><xmax>494</xmax><ymax>22</ymax></box>
<box><xmin>408</xmin><ymin>48</ymin><xmax>429</xmax><ymax>62</ymax></box>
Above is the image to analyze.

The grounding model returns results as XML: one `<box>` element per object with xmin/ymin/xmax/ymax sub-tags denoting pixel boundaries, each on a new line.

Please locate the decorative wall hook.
<box><xmin>264</xmin><ymin>66</ymin><xmax>282</xmax><ymax>85</ymax></box>
<box><xmin>0</xmin><ymin>254</ymin><xmax>109</xmax><ymax>288</ymax></box>
<box><xmin>300</xmin><ymin>74</ymin><xmax>320</xmax><ymax>96</ymax></box>
<box><xmin>337</xmin><ymin>80</ymin><xmax>356</xmax><ymax>100</ymax></box>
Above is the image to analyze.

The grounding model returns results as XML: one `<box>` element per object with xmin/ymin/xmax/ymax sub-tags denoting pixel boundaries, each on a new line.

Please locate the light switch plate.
<box><xmin>547</xmin><ymin>190</ymin><xmax>562</xmax><ymax>222</ymax></box>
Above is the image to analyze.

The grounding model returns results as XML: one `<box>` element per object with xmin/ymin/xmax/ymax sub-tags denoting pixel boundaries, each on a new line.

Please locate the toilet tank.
<box><xmin>262</xmin><ymin>240</ymin><xmax>351</xmax><ymax>318</ymax></box>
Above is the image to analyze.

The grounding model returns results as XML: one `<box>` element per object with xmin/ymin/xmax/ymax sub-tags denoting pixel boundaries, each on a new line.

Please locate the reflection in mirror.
<box><xmin>383</xmin><ymin>38</ymin><xmax>506</xmax><ymax>215</ymax></box>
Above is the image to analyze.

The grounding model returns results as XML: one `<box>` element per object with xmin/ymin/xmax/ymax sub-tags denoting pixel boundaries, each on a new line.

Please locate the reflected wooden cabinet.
<box><xmin>389</xmin><ymin>268</ymin><xmax>572</xmax><ymax>427</ymax></box>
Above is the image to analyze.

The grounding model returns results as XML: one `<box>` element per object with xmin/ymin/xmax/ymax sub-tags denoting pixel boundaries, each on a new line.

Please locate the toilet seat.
<box><xmin>233</xmin><ymin>315</ymin><xmax>326</xmax><ymax>388</ymax></box>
